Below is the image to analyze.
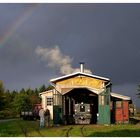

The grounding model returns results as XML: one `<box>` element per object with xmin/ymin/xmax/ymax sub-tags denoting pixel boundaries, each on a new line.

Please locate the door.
<box><xmin>53</xmin><ymin>92</ymin><xmax>62</xmax><ymax>124</ymax></box>
<box><xmin>98</xmin><ymin>87</ymin><xmax>111</xmax><ymax>125</ymax></box>
<box><xmin>53</xmin><ymin>106</ymin><xmax>62</xmax><ymax>124</ymax></box>
<box><xmin>115</xmin><ymin>101</ymin><xmax>129</xmax><ymax>123</ymax></box>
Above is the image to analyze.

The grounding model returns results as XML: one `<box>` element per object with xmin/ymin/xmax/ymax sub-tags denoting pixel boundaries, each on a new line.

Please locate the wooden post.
<box><xmin>69</xmin><ymin>97</ymin><xmax>71</xmax><ymax>115</ymax></box>
<box><xmin>63</xmin><ymin>96</ymin><xmax>66</xmax><ymax>116</ymax></box>
<box><xmin>72</xmin><ymin>98</ymin><xmax>75</xmax><ymax>114</ymax></box>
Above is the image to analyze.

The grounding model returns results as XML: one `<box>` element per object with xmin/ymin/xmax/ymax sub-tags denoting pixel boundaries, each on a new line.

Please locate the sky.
<box><xmin>0</xmin><ymin>3</ymin><xmax>140</xmax><ymax>107</ymax></box>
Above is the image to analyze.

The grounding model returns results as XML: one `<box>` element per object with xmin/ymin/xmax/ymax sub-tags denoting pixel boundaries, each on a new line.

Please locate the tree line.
<box><xmin>0</xmin><ymin>80</ymin><xmax>53</xmax><ymax>119</ymax></box>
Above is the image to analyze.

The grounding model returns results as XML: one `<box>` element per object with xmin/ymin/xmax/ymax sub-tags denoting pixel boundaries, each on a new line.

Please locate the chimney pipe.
<box><xmin>80</xmin><ymin>62</ymin><xmax>84</xmax><ymax>73</ymax></box>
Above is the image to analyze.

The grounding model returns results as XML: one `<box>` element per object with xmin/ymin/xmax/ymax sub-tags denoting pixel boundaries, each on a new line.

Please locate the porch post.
<box><xmin>63</xmin><ymin>95</ymin><xmax>66</xmax><ymax>116</ymax></box>
<box><xmin>69</xmin><ymin>97</ymin><xmax>71</xmax><ymax>115</ymax></box>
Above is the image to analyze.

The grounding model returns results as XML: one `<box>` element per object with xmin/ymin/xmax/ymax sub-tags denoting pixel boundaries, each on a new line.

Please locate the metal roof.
<box><xmin>111</xmin><ymin>92</ymin><xmax>131</xmax><ymax>100</ymax></box>
<box><xmin>39</xmin><ymin>90</ymin><xmax>53</xmax><ymax>95</ymax></box>
<box><xmin>50</xmin><ymin>72</ymin><xmax>110</xmax><ymax>83</ymax></box>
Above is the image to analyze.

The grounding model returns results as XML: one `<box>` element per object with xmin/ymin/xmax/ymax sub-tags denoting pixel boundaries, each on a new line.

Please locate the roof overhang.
<box><xmin>39</xmin><ymin>90</ymin><xmax>53</xmax><ymax>96</ymax></box>
<box><xmin>61</xmin><ymin>86</ymin><xmax>104</xmax><ymax>95</ymax></box>
<box><xmin>111</xmin><ymin>92</ymin><xmax>131</xmax><ymax>100</ymax></box>
<box><xmin>50</xmin><ymin>72</ymin><xmax>110</xmax><ymax>83</ymax></box>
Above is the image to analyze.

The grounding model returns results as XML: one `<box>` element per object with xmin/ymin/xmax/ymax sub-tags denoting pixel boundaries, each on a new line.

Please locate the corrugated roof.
<box><xmin>50</xmin><ymin>72</ymin><xmax>110</xmax><ymax>83</ymax></box>
<box><xmin>111</xmin><ymin>92</ymin><xmax>131</xmax><ymax>100</ymax></box>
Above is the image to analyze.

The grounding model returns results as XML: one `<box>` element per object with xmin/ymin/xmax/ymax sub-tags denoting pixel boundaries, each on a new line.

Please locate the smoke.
<box><xmin>35</xmin><ymin>46</ymin><xmax>92</xmax><ymax>75</ymax></box>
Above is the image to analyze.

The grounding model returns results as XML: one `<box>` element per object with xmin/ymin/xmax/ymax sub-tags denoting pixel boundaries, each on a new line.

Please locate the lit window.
<box><xmin>47</xmin><ymin>97</ymin><xmax>53</xmax><ymax>106</ymax></box>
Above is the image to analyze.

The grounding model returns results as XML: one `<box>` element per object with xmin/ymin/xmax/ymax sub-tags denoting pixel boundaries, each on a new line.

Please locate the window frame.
<box><xmin>46</xmin><ymin>96</ymin><xmax>53</xmax><ymax>106</ymax></box>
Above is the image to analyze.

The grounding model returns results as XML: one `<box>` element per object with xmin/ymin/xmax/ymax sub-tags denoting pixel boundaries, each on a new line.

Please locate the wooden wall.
<box><xmin>115</xmin><ymin>101</ymin><xmax>129</xmax><ymax>123</ymax></box>
<box><xmin>55</xmin><ymin>75</ymin><xmax>106</xmax><ymax>93</ymax></box>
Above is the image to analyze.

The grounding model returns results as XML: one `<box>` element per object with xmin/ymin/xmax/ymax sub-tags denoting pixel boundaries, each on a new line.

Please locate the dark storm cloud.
<box><xmin>0</xmin><ymin>36</ymin><xmax>53</xmax><ymax>90</ymax></box>
<box><xmin>0</xmin><ymin>3</ymin><xmax>140</xmax><ymax>106</ymax></box>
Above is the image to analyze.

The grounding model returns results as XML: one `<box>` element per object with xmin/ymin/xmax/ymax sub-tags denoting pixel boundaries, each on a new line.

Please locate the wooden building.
<box><xmin>40</xmin><ymin>63</ymin><xmax>132</xmax><ymax>125</ymax></box>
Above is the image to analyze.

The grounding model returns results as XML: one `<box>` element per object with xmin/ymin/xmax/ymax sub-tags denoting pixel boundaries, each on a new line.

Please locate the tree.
<box><xmin>46</xmin><ymin>85</ymin><xmax>54</xmax><ymax>91</ymax></box>
<box><xmin>26</xmin><ymin>88</ymin><xmax>34</xmax><ymax>95</ymax></box>
<box><xmin>27</xmin><ymin>88</ymin><xmax>41</xmax><ymax>107</ymax></box>
<box><xmin>13</xmin><ymin>93</ymin><xmax>31</xmax><ymax>113</ymax></box>
<box><xmin>4</xmin><ymin>90</ymin><xmax>13</xmax><ymax>109</ymax></box>
<box><xmin>29</xmin><ymin>94</ymin><xmax>41</xmax><ymax>108</ymax></box>
<box><xmin>20</xmin><ymin>88</ymin><xmax>26</xmax><ymax>94</ymax></box>
<box><xmin>137</xmin><ymin>83</ymin><xmax>140</xmax><ymax>98</ymax></box>
<box><xmin>0</xmin><ymin>81</ymin><xmax>5</xmax><ymax>111</ymax></box>
<box><xmin>0</xmin><ymin>81</ymin><xmax>4</xmax><ymax>93</ymax></box>
<box><xmin>11</xmin><ymin>90</ymin><xmax>18</xmax><ymax>99</ymax></box>
<box><xmin>39</xmin><ymin>84</ymin><xmax>47</xmax><ymax>92</ymax></box>
<box><xmin>34</xmin><ymin>88</ymin><xmax>39</xmax><ymax>95</ymax></box>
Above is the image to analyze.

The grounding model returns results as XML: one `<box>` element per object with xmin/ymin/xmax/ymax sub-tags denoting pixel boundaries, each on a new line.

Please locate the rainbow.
<box><xmin>0</xmin><ymin>4</ymin><xmax>40</xmax><ymax>48</ymax></box>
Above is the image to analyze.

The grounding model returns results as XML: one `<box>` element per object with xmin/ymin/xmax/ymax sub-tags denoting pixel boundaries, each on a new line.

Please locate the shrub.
<box><xmin>0</xmin><ymin>111</ymin><xmax>5</xmax><ymax>119</ymax></box>
<box><xmin>0</xmin><ymin>110</ymin><xmax>18</xmax><ymax>119</ymax></box>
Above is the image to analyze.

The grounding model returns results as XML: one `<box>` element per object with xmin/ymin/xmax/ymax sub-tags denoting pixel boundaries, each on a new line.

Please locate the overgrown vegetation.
<box><xmin>0</xmin><ymin>119</ymin><xmax>140</xmax><ymax>137</ymax></box>
<box><xmin>0</xmin><ymin>80</ymin><xmax>53</xmax><ymax>119</ymax></box>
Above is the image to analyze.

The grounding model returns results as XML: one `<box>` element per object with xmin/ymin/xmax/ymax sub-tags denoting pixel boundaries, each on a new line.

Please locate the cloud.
<box><xmin>35</xmin><ymin>46</ymin><xmax>92</xmax><ymax>75</ymax></box>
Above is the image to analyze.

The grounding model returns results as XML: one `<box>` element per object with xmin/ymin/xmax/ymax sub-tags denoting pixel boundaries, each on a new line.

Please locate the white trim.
<box><xmin>111</xmin><ymin>92</ymin><xmax>131</xmax><ymax>100</ymax></box>
<box><xmin>61</xmin><ymin>88</ymin><xmax>73</xmax><ymax>95</ymax></box>
<box><xmin>50</xmin><ymin>72</ymin><xmax>110</xmax><ymax>82</ymax></box>
<box><xmin>88</xmin><ymin>88</ymin><xmax>104</xmax><ymax>95</ymax></box>
<box><xmin>58</xmin><ymin>86</ymin><xmax>104</xmax><ymax>95</ymax></box>
<box><xmin>58</xmin><ymin>85</ymin><xmax>101</xmax><ymax>89</ymax></box>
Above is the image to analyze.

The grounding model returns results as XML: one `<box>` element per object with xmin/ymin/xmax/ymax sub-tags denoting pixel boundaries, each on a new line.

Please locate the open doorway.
<box><xmin>62</xmin><ymin>88</ymin><xmax>98</xmax><ymax>124</ymax></box>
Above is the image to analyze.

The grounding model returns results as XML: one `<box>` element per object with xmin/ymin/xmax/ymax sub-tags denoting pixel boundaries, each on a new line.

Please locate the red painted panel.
<box><xmin>115</xmin><ymin>108</ymin><xmax>123</xmax><ymax>123</ymax></box>
<box><xmin>123</xmin><ymin>101</ymin><xmax>129</xmax><ymax>122</ymax></box>
<box><xmin>115</xmin><ymin>101</ymin><xmax>129</xmax><ymax>123</ymax></box>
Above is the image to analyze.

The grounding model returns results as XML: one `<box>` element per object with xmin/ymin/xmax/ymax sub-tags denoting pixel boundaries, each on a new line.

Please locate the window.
<box><xmin>47</xmin><ymin>97</ymin><xmax>53</xmax><ymax>106</ymax></box>
<box><xmin>116</xmin><ymin>101</ymin><xmax>122</xmax><ymax>108</ymax></box>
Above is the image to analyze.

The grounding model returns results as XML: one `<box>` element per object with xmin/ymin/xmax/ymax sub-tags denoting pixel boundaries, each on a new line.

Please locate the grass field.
<box><xmin>0</xmin><ymin>119</ymin><xmax>140</xmax><ymax>137</ymax></box>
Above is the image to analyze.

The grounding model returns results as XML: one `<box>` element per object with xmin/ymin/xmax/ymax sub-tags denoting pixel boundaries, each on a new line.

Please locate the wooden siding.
<box><xmin>115</xmin><ymin>101</ymin><xmax>129</xmax><ymax>123</ymax></box>
<box><xmin>61</xmin><ymin>88</ymin><xmax>73</xmax><ymax>95</ymax></box>
<box><xmin>98</xmin><ymin>87</ymin><xmax>111</xmax><ymax>124</ymax></box>
<box><xmin>41</xmin><ymin>90</ymin><xmax>53</xmax><ymax>119</ymax></box>
<box><xmin>56</xmin><ymin>75</ymin><xmax>105</xmax><ymax>89</ymax></box>
<box><xmin>123</xmin><ymin>101</ymin><xmax>129</xmax><ymax>122</ymax></box>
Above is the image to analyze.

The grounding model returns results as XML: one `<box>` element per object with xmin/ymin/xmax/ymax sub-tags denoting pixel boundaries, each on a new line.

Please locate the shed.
<box><xmin>110</xmin><ymin>92</ymin><xmax>131</xmax><ymax>124</ymax></box>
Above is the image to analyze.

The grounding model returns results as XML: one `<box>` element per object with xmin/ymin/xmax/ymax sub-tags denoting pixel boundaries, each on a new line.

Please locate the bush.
<box><xmin>129</xmin><ymin>117</ymin><xmax>140</xmax><ymax>124</ymax></box>
<box><xmin>0</xmin><ymin>110</ymin><xmax>18</xmax><ymax>119</ymax></box>
<box><xmin>0</xmin><ymin>111</ymin><xmax>5</xmax><ymax>119</ymax></box>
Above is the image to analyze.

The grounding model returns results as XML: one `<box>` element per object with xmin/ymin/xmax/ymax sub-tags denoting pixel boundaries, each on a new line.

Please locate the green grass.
<box><xmin>0</xmin><ymin>119</ymin><xmax>140</xmax><ymax>137</ymax></box>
